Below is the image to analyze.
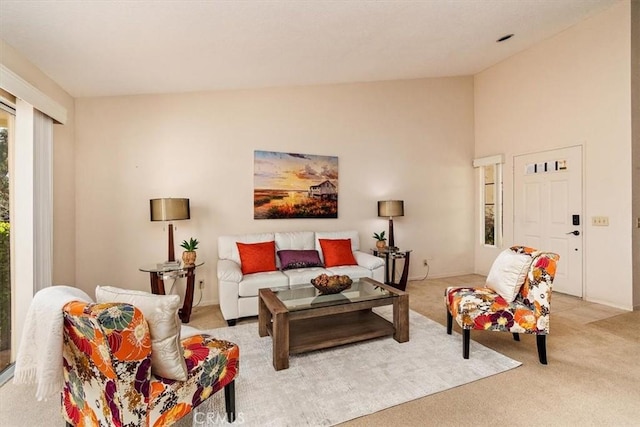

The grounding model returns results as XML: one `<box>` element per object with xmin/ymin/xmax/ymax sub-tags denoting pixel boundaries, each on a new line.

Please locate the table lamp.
<box><xmin>378</xmin><ymin>200</ymin><xmax>404</xmax><ymax>249</ymax></box>
<box><xmin>150</xmin><ymin>198</ymin><xmax>190</xmax><ymax>264</ymax></box>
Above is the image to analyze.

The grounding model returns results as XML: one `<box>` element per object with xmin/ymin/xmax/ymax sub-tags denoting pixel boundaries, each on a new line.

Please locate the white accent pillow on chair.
<box><xmin>485</xmin><ymin>249</ymin><xmax>535</xmax><ymax>302</ymax></box>
<box><xmin>95</xmin><ymin>286</ymin><xmax>188</xmax><ymax>381</ymax></box>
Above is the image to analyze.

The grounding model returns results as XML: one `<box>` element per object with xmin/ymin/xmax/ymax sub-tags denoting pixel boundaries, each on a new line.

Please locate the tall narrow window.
<box><xmin>484</xmin><ymin>164</ymin><xmax>496</xmax><ymax>245</ymax></box>
<box><xmin>474</xmin><ymin>155</ymin><xmax>504</xmax><ymax>247</ymax></box>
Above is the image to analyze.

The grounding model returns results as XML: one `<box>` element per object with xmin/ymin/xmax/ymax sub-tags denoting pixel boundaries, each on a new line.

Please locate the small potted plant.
<box><xmin>180</xmin><ymin>237</ymin><xmax>199</xmax><ymax>266</ymax></box>
<box><xmin>372</xmin><ymin>231</ymin><xmax>387</xmax><ymax>250</ymax></box>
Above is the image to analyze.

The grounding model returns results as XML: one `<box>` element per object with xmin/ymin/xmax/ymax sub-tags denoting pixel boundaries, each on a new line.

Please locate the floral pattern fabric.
<box><xmin>445</xmin><ymin>247</ymin><xmax>559</xmax><ymax>335</ymax></box>
<box><xmin>61</xmin><ymin>301</ymin><xmax>239</xmax><ymax>426</ymax></box>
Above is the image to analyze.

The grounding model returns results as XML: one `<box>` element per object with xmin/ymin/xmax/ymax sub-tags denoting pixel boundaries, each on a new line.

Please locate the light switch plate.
<box><xmin>592</xmin><ymin>216</ymin><xmax>609</xmax><ymax>226</ymax></box>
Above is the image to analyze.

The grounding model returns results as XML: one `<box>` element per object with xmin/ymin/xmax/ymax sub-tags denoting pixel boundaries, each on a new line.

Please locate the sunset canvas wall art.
<box><xmin>254</xmin><ymin>150</ymin><xmax>338</xmax><ymax>219</ymax></box>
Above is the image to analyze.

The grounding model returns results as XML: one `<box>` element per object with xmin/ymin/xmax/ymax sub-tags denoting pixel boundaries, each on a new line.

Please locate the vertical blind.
<box><xmin>33</xmin><ymin>109</ymin><xmax>53</xmax><ymax>293</ymax></box>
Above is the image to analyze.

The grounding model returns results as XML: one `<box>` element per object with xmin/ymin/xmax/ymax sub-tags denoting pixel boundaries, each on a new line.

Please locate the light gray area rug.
<box><xmin>186</xmin><ymin>307</ymin><xmax>520</xmax><ymax>427</ymax></box>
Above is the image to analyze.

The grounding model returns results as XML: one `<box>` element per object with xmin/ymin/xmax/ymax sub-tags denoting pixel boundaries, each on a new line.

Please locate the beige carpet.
<box><xmin>341</xmin><ymin>275</ymin><xmax>640</xmax><ymax>427</ymax></box>
<box><xmin>1</xmin><ymin>275</ymin><xmax>639</xmax><ymax>426</ymax></box>
<box><xmin>184</xmin><ymin>307</ymin><xmax>520</xmax><ymax>426</ymax></box>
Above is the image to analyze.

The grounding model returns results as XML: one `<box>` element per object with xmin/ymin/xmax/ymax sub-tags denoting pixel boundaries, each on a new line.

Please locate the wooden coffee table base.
<box><xmin>258</xmin><ymin>279</ymin><xmax>409</xmax><ymax>371</ymax></box>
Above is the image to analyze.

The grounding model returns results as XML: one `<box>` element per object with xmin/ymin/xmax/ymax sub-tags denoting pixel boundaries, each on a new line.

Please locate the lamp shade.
<box><xmin>378</xmin><ymin>200</ymin><xmax>404</xmax><ymax>218</ymax></box>
<box><xmin>150</xmin><ymin>198</ymin><xmax>190</xmax><ymax>221</ymax></box>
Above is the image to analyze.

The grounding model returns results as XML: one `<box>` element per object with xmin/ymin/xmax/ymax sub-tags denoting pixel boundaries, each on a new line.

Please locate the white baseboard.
<box><xmin>408</xmin><ymin>270</ymin><xmax>477</xmax><ymax>281</ymax></box>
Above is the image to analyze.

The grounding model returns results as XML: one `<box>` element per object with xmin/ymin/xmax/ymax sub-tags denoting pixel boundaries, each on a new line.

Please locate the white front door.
<box><xmin>514</xmin><ymin>146</ymin><xmax>583</xmax><ymax>297</ymax></box>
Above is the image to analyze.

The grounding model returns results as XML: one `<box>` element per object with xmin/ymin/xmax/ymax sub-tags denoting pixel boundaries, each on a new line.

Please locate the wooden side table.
<box><xmin>372</xmin><ymin>249</ymin><xmax>412</xmax><ymax>291</ymax></box>
<box><xmin>138</xmin><ymin>261</ymin><xmax>204</xmax><ymax>323</ymax></box>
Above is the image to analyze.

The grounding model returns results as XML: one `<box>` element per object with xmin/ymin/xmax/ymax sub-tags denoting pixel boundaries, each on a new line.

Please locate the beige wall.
<box><xmin>474</xmin><ymin>2</ymin><xmax>633</xmax><ymax>309</ymax></box>
<box><xmin>4</xmin><ymin>1</ymin><xmax>633</xmax><ymax>310</ymax></box>
<box><xmin>74</xmin><ymin>77</ymin><xmax>475</xmax><ymax>303</ymax></box>
<box><xmin>632</xmin><ymin>0</ymin><xmax>640</xmax><ymax>310</ymax></box>
<box><xmin>0</xmin><ymin>40</ymin><xmax>76</xmax><ymax>285</ymax></box>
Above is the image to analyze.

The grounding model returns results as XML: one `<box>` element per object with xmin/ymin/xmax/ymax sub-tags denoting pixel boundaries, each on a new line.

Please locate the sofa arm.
<box><xmin>217</xmin><ymin>260</ymin><xmax>242</xmax><ymax>321</ymax></box>
<box><xmin>353</xmin><ymin>250</ymin><xmax>385</xmax><ymax>270</ymax></box>
<box><xmin>217</xmin><ymin>259</ymin><xmax>243</xmax><ymax>282</ymax></box>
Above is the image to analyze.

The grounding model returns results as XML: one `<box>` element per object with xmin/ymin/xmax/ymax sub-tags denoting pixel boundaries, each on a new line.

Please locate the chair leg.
<box><xmin>225</xmin><ymin>380</ymin><xmax>236</xmax><ymax>423</ymax></box>
<box><xmin>226</xmin><ymin>319</ymin><xmax>237</xmax><ymax>327</ymax></box>
<box><xmin>537</xmin><ymin>335</ymin><xmax>548</xmax><ymax>365</ymax></box>
<box><xmin>462</xmin><ymin>329</ymin><xmax>470</xmax><ymax>359</ymax></box>
<box><xmin>446</xmin><ymin>311</ymin><xmax>453</xmax><ymax>335</ymax></box>
<box><xmin>512</xmin><ymin>333</ymin><xmax>520</xmax><ymax>341</ymax></box>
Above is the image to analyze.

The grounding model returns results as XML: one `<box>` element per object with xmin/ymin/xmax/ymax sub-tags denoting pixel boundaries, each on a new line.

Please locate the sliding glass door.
<box><xmin>0</xmin><ymin>107</ymin><xmax>13</xmax><ymax>373</ymax></box>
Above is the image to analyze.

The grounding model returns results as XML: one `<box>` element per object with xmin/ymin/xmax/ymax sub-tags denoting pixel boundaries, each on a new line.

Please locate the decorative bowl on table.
<box><xmin>311</xmin><ymin>274</ymin><xmax>353</xmax><ymax>294</ymax></box>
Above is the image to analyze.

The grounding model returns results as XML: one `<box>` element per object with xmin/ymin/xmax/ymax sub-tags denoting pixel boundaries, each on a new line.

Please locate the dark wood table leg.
<box><xmin>393</xmin><ymin>292</ymin><xmax>410</xmax><ymax>342</ymax></box>
<box><xmin>149</xmin><ymin>272</ymin><xmax>166</xmax><ymax>295</ymax></box>
<box><xmin>258</xmin><ymin>291</ymin><xmax>269</xmax><ymax>337</ymax></box>
<box><xmin>272</xmin><ymin>309</ymin><xmax>290</xmax><ymax>370</ymax></box>
<box><xmin>259</xmin><ymin>289</ymin><xmax>291</xmax><ymax>370</ymax></box>
<box><xmin>179</xmin><ymin>266</ymin><xmax>196</xmax><ymax>323</ymax></box>
<box><xmin>397</xmin><ymin>252</ymin><xmax>410</xmax><ymax>291</ymax></box>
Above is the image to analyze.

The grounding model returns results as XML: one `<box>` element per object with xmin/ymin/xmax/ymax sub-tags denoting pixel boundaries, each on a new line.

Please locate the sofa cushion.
<box><xmin>95</xmin><ymin>286</ymin><xmax>188</xmax><ymax>381</ymax></box>
<box><xmin>315</xmin><ymin>231</ymin><xmax>360</xmax><ymax>261</ymax></box>
<box><xmin>238</xmin><ymin>271</ymin><xmax>289</xmax><ymax>297</ymax></box>
<box><xmin>485</xmin><ymin>248</ymin><xmax>535</xmax><ymax>302</ymax></box>
<box><xmin>237</xmin><ymin>241</ymin><xmax>277</xmax><ymax>275</ymax></box>
<box><xmin>275</xmin><ymin>231</ymin><xmax>316</xmax><ymax>251</ymax></box>
<box><xmin>284</xmin><ymin>267</ymin><xmax>333</xmax><ymax>287</ymax></box>
<box><xmin>319</xmin><ymin>238</ymin><xmax>358</xmax><ymax>267</ymax></box>
<box><xmin>278</xmin><ymin>249</ymin><xmax>323</xmax><ymax>270</ymax></box>
<box><xmin>326</xmin><ymin>265</ymin><xmax>373</xmax><ymax>279</ymax></box>
<box><xmin>274</xmin><ymin>231</ymin><xmax>316</xmax><ymax>269</ymax></box>
<box><xmin>218</xmin><ymin>232</ymin><xmax>275</xmax><ymax>265</ymax></box>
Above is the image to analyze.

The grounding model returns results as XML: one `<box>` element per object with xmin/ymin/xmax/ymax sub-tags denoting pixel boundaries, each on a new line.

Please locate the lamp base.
<box><xmin>168</xmin><ymin>223</ymin><xmax>176</xmax><ymax>262</ymax></box>
<box><xmin>388</xmin><ymin>217</ymin><xmax>395</xmax><ymax>248</ymax></box>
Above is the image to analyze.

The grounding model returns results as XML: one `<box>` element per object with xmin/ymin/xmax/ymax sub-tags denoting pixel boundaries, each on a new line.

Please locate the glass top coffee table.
<box><xmin>258</xmin><ymin>277</ymin><xmax>409</xmax><ymax>370</ymax></box>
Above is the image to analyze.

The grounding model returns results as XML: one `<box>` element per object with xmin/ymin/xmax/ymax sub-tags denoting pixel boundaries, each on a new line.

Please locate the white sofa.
<box><xmin>217</xmin><ymin>230</ymin><xmax>385</xmax><ymax>325</ymax></box>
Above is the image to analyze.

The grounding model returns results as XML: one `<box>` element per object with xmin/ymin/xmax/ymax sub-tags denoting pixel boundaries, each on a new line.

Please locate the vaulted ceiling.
<box><xmin>0</xmin><ymin>0</ymin><xmax>619</xmax><ymax>98</ymax></box>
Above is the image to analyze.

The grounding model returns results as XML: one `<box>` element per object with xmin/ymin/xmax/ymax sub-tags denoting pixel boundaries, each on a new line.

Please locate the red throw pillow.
<box><xmin>236</xmin><ymin>241</ymin><xmax>277</xmax><ymax>275</ymax></box>
<box><xmin>319</xmin><ymin>238</ymin><xmax>357</xmax><ymax>267</ymax></box>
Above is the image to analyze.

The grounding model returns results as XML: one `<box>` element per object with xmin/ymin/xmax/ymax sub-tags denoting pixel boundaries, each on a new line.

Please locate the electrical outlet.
<box><xmin>199</xmin><ymin>280</ymin><xmax>204</xmax><ymax>289</ymax></box>
<box><xmin>423</xmin><ymin>259</ymin><xmax>429</xmax><ymax>267</ymax></box>
<box><xmin>592</xmin><ymin>216</ymin><xmax>609</xmax><ymax>226</ymax></box>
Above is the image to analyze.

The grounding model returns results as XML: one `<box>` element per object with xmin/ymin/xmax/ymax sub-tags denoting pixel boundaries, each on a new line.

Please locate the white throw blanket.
<box><xmin>13</xmin><ymin>285</ymin><xmax>93</xmax><ymax>401</ymax></box>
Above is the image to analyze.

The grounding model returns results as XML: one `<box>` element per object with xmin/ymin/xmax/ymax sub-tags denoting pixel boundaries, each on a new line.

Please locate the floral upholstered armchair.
<box><xmin>61</xmin><ymin>301</ymin><xmax>239</xmax><ymax>426</ymax></box>
<box><xmin>445</xmin><ymin>246</ymin><xmax>559</xmax><ymax>364</ymax></box>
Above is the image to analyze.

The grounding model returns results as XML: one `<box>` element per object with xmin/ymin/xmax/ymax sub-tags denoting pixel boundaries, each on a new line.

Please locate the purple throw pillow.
<box><xmin>277</xmin><ymin>250</ymin><xmax>324</xmax><ymax>270</ymax></box>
